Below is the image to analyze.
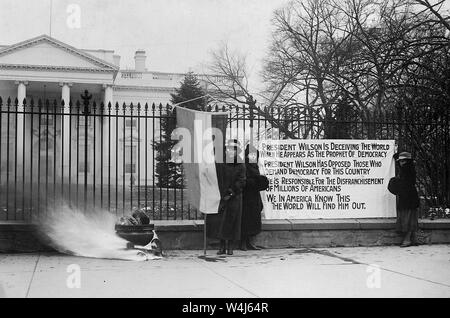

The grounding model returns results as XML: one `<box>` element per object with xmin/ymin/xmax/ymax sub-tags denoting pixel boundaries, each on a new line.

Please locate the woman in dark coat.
<box><xmin>240</xmin><ymin>144</ymin><xmax>269</xmax><ymax>250</ymax></box>
<box><xmin>388</xmin><ymin>151</ymin><xmax>420</xmax><ymax>247</ymax></box>
<box><xmin>206</xmin><ymin>139</ymin><xmax>246</xmax><ymax>255</ymax></box>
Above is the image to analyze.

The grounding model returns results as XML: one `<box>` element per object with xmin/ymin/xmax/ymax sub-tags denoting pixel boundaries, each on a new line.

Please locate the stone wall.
<box><xmin>1</xmin><ymin>219</ymin><xmax>449</xmax><ymax>252</ymax></box>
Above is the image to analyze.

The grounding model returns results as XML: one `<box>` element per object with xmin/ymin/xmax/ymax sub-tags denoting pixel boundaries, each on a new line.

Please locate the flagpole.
<box><xmin>49</xmin><ymin>0</ymin><xmax>53</xmax><ymax>37</ymax></box>
<box><xmin>203</xmin><ymin>214</ymin><xmax>207</xmax><ymax>256</ymax></box>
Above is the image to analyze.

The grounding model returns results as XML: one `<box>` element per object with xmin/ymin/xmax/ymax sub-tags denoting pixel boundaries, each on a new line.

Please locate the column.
<box><xmin>102</xmin><ymin>84</ymin><xmax>114</xmax><ymax>184</ymax></box>
<box><xmin>60</xmin><ymin>82</ymin><xmax>72</xmax><ymax>184</ymax></box>
<box><xmin>103</xmin><ymin>84</ymin><xmax>113</xmax><ymax>107</ymax></box>
<box><xmin>15</xmin><ymin>81</ymin><xmax>28</xmax><ymax>180</ymax></box>
<box><xmin>61</xmin><ymin>82</ymin><xmax>72</xmax><ymax>106</ymax></box>
<box><xmin>16</xmin><ymin>81</ymin><xmax>27</xmax><ymax>105</ymax></box>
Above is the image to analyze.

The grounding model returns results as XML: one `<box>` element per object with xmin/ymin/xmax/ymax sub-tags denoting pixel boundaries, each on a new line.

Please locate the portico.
<box><xmin>0</xmin><ymin>35</ymin><xmax>119</xmax><ymax>185</ymax></box>
<box><xmin>0</xmin><ymin>35</ymin><xmax>118</xmax><ymax>103</ymax></box>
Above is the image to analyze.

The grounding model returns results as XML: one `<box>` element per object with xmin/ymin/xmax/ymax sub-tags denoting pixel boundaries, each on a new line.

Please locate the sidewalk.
<box><xmin>1</xmin><ymin>245</ymin><xmax>449</xmax><ymax>298</ymax></box>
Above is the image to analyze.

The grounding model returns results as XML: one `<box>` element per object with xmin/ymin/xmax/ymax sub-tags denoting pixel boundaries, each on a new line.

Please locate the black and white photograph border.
<box><xmin>0</xmin><ymin>0</ymin><xmax>449</xmax><ymax>302</ymax></box>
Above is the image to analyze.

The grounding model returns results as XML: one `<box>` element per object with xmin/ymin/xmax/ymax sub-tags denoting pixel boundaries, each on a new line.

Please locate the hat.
<box><xmin>396</xmin><ymin>152</ymin><xmax>412</xmax><ymax>161</ymax></box>
<box><xmin>245</xmin><ymin>143</ymin><xmax>259</xmax><ymax>163</ymax></box>
<box><xmin>225</xmin><ymin>139</ymin><xmax>243</xmax><ymax>157</ymax></box>
<box><xmin>226</xmin><ymin>139</ymin><xmax>241</xmax><ymax>148</ymax></box>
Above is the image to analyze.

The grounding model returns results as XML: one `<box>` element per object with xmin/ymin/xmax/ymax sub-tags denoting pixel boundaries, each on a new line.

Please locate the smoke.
<box><xmin>36</xmin><ymin>204</ymin><xmax>152</xmax><ymax>261</ymax></box>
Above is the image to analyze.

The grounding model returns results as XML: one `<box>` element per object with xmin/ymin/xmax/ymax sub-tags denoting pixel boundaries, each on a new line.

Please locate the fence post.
<box><xmin>60</xmin><ymin>83</ymin><xmax>72</xmax><ymax>190</ymax></box>
<box><xmin>80</xmin><ymin>90</ymin><xmax>92</xmax><ymax>211</ymax></box>
<box><xmin>15</xmin><ymin>85</ymin><xmax>27</xmax><ymax>217</ymax></box>
<box><xmin>0</xmin><ymin>97</ymin><xmax>2</xmax><ymax>189</ymax></box>
<box><xmin>396</xmin><ymin>105</ymin><xmax>403</xmax><ymax>152</ymax></box>
<box><xmin>446</xmin><ymin>106</ymin><xmax>449</xmax><ymax>205</ymax></box>
<box><xmin>247</xmin><ymin>95</ymin><xmax>256</xmax><ymax>147</ymax></box>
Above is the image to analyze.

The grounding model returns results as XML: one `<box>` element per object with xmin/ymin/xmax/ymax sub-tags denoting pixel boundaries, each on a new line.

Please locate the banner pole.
<box><xmin>203</xmin><ymin>214</ymin><xmax>207</xmax><ymax>256</ymax></box>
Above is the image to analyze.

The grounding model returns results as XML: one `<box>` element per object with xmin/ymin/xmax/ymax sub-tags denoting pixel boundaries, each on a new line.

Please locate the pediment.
<box><xmin>0</xmin><ymin>35</ymin><xmax>118</xmax><ymax>72</ymax></box>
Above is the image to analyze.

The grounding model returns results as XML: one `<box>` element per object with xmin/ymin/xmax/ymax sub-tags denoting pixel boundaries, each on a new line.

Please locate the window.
<box><xmin>125</xmin><ymin>144</ymin><xmax>137</xmax><ymax>173</ymax></box>
<box><xmin>121</xmin><ymin>72</ymin><xmax>142</xmax><ymax>79</ymax></box>
<box><xmin>77</xmin><ymin>117</ymin><xmax>92</xmax><ymax>128</ymax></box>
<box><xmin>39</xmin><ymin>155</ymin><xmax>53</xmax><ymax>177</ymax></box>
<box><xmin>125</xmin><ymin>119</ymin><xmax>137</xmax><ymax>128</ymax></box>
<box><xmin>77</xmin><ymin>144</ymin><xmax>90</xmax><ymax>173</ymax></box>
<box><xmin>40</xmin><ymin>139</ymin><xmax>54</xmax><ymax>151</ymax></box>
<box><xmin>3</xmin><ymin>120</ymin><xmax>16</xmax><ymax>137</ymax></box>
<box><xmin>6</xmin><ymin>141</ymin><xmax>15</xmax><ymax>172</ymax></box>
<box><xmin>40</xmin><ymin>116</ymin><xmax>54</xmax><ymax>126</ymax></box>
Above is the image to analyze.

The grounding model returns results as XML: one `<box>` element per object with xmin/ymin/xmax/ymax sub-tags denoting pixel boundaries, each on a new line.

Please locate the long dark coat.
<box><xmin>388</xmin><ymin>161</ymin><xmax>420</xmax><ymax>209</ymax></box>
<box><xmin>206</xmin><ymin>162</ymin><xmax>246</xmax><ymax>241</ymax></box>
<box><xmin>241</xmin><ymin>163</ymin><xmax>269</xmax><ymax>238</ymax></box>
<box><xmin>388</xmin><ymin>160</ymin><xmax>420</xmax><ymax>232</ymax></box>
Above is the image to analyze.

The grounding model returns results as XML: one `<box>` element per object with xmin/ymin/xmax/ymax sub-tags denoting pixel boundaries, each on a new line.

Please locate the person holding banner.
<box><xmin>388</xmin><ymin>152</ymin><xmax>420</xmax><ymax>247</ymax></box>
<box><xmin>240</xmin><ymin>144</ymin><xmax>269</xmax><ymax>251</ymax></box>
<box><xmin>206</xmin><ymin>139</ymin><xmax>246</xmax><ymax>255</ymax></box>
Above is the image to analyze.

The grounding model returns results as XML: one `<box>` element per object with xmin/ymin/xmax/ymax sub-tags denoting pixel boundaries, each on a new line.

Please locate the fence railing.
<box><xmin>0</xmin><ymin>95</ymin><xmax>449</xmax><ymax>221</ymax></box>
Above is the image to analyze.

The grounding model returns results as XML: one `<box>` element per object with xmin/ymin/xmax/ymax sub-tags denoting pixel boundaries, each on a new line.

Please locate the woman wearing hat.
<box><xmin>206</xmin><ymin>139</ymin><xmax>246</xmax><ymax>255</ymax></box>
<box><xmin>388</xmin><ymin>152</ymin><xmax>420</xmax><ymax>247</ymax></box>
<box><xmin>240</xmin><ymin>144</ymin><xmax>269</xmax><ymax>250</ymax></box>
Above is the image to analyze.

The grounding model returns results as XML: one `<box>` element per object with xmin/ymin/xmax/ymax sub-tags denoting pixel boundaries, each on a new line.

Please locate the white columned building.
<box><xmin>0</xmin><ymin>35</ymin><xmax>119</xmax><ymax>187</ymax></box>
<box><xmin>0</xmin><ymin>34</ymin><xmax>228</xmax><ymax>188</ymax></box>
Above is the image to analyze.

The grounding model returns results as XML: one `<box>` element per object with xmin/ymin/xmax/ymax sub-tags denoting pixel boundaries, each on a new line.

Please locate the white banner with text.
<box><xmin>258</xmin><ymin>139</ymin><xmax>396</xmax><ymax>219</ymax></box>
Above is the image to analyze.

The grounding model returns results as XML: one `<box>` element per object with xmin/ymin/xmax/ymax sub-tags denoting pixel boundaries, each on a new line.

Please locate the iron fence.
<box><xmin>0</xmin><ymin>95</ymin><xmax>449</xmax><ymax>221</ymax></box>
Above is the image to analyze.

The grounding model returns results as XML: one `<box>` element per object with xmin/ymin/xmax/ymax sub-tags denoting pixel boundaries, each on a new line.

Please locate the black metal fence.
<box><xmin>0</xmin><ymin>95</ymin><xmax>449</xmax><ymax>221</ymax></box>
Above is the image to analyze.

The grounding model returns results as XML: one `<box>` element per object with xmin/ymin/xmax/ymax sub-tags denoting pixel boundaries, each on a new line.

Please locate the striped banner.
<box><xmin>175</xmin><ymin>107</ymin><xmax>228</xmax><ymax>214</ymax></box>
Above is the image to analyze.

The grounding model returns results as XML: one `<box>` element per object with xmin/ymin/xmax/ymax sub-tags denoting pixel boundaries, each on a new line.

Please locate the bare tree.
<box><xmin>205</xmin><ymin>0</ymin><xmax>450</xmax><ymax>203</ymax></box>
<box><xmin>413</xmin><ymin>0</ymin><xmax>450</xmax><ymax>31</ymax></box>
<box><xmin>206</xmin><ymin>0</ymin><xmax>448</xmax><ymax>136</ymax></box>
<box><xmin>264</xmin><ymin>0</ymin><xmax>448</xmax><ymax>126</ymax></box>
<box><xmin>206</xmin><ymin>44</ymin><xmax>298</xmax><ymax>139</ymax></box>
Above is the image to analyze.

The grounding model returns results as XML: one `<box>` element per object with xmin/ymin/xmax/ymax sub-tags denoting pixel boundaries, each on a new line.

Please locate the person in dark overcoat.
<box><xmin>240</xmin><ymin>144</ymin><xmax>269</xmax><ymax>250</ymax></box>
<box><xmin>206</xmin><ymin>139</ymin><xmax>246</xmax><ymax>255</ymax></box>
<box><xmin>388</xmin><ymin>151</ymin><xmax>420</xmax><ymax>247</ymax></box>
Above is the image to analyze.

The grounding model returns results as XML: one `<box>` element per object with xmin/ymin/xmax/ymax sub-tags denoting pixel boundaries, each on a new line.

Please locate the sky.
<box><xmin>0</xmin><ymin>0</ymin><xmax>290</xmax><ymax>91</ymax></box>
<box><xmin>0</xmin><ymin>0</ymin><xmax>448</xmax><ymax>93</ymax></box>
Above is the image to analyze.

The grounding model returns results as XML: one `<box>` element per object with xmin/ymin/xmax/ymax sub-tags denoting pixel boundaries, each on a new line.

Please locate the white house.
<box><xmin>0</xmin><ymin>34</ymin><xmax>224</xmax><ymax>189</ymax></box>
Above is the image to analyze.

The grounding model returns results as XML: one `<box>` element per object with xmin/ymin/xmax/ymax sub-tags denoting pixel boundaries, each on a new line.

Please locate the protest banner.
<box><xmin>259</xmin><ymin>140</ymin><xmax>396</xmax><ymax>219</ymax></box>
